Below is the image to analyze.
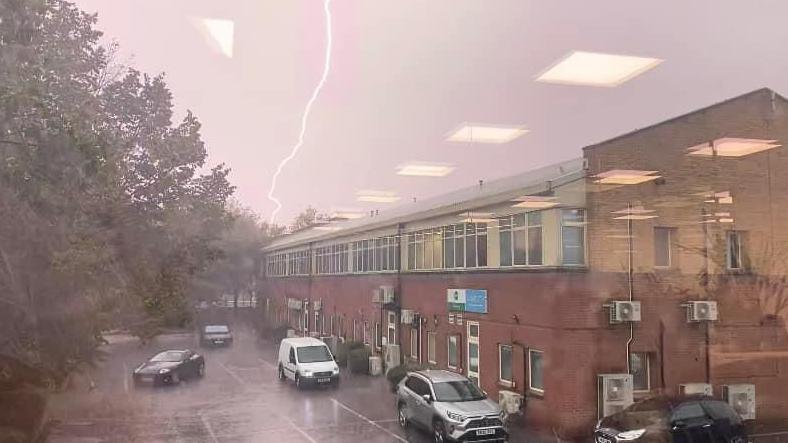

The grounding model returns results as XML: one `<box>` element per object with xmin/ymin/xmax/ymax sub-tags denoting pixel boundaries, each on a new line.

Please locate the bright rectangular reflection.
<box><xmin>446</xmin><ymin>124</ymin><xmax>528</xmax><ymax>144</ymax></box>
<box><xmin>687</xmin><ymin>138</ymin><xmax>781</xmax><ymax>157</ymax></box>
<box><xmin>594</xmin><ymin>169</ymin><xmax>661</xmax><ymax>185</ymax></box>
<box><xmin>613</xmin><ymin>214</ymin><xmax>659</xmax><ymax>220</ymax></box>
<box><xmin>193</xmin><ymin>18</ymin><xmax>235</xmax><ymax>58</ymax></box>
<box><xmin>396</xmin><ymin>162</ymin><xmax>455</xmax><ymax>177</ymax></box>
<box><xmin>356</xmin><ymin>190</ymin><xmax>400</xmax><ymax>203</ymax></box>
<box><xmin>512</xmin><ymin>196</ymin><xmax>559</xmax><ymax>209</ymax></box>
<box><xmin>460</xmin><ymin>212</ymin><xmax>496</xmax><ymax>223</ymax></box>
<box><xmin>536</xmin><ymin>51</ymin><xmax>662</xmax><ymax>87</ymax></box>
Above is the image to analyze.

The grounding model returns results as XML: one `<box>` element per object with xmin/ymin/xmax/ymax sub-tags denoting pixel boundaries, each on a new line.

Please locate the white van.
<box><xmin>277</xmin><ymin>337</ymin><xmax>340</xmax><ymax>388</ymax></box>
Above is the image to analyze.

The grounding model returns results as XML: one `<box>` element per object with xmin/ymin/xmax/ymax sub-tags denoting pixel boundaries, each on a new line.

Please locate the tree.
<box><xmin>290</xmin><ymin>206</ymin><xmax>319</xmax><ymax>232</ymax></box>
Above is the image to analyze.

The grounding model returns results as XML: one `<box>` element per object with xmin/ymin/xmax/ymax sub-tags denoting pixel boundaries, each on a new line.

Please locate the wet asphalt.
<box><xmin>46</xmin><ymin>328</ymin><xmax>439</xmax><ymax>443</ymax></box>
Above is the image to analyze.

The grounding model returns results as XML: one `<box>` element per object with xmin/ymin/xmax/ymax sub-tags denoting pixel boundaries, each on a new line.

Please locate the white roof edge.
<box><xmin>264</xmin><ymin>158</ymin><xmax>585</xmax><ymax>252</ymax></box>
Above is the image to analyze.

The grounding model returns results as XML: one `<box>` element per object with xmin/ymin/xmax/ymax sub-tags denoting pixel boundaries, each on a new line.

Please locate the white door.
<box><xmin>467</xmin><ymin>322</ymin><xmax>480</xmax><ymax>385</ymax></box>
<box><xmin>387</xmin><ymin>311</ymin><xmax>397</xmax><ymax>345</ymax></box>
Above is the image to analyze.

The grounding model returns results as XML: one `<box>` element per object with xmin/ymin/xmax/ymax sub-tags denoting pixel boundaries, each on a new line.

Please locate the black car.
<box><xmin>132</xmin><ymin>350</ymin><xmax>205</xmax><ymax>386</ymax></box>
<box><xmin>200</xmin><ymin>324</ymin><xmax>233</xmax><ymax>347</ymax></box>
<box><xmin>594</xmin><ymin>395</ymin><xmax>746</xmax><ymax>443</ymax></box>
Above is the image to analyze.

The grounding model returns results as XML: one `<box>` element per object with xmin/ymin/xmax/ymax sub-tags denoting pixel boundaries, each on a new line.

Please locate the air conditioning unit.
<box><xmin>383</xmin><ymin>344</ymin><xmax>401</xmax><ymax>373</ymax></box>
<box><xmin>499</xmin><ymin>390</ymin><xmax>524</xmax><ymax>415</ymax></box>
<box><xmin>401</xmin><ymin>309</ymin><xmax>416</xmax><ymax>324</ymax></box>
<box><xmin>381</xmin><ymin>286</ymin><xmax>395</xmax><ymax>304</ymax></box>
<box><xmin>610</xmin><ymin>301</ymin><xmax>642</xmax><ymax>323</ymax></box>
<box><xmin>687</xmin><ymin>301</ymin><xmax>718</xmax><ymax>322</ymax></box>
<box><xmin>680</xmin><ymin>383</ymin><xmax>713</xmax><ymax>396</ymax></box>
<box><xmin>722</xmin><ymin>384</ymin><xmax>756</xmax><ymax>420</ymax></box>
<box><xmin>598</xmin><ymin>374</ymin><xmax>634</xmax><ymax>418</ymax></box>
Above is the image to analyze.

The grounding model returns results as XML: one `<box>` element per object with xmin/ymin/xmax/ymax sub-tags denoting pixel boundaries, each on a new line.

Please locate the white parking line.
<box><xmin>199</xmin><ymin>414</ymin><xmax>220</xmax><ymax>443</ymax></box>
<box><xmin>218</xmin><ymin>361</ymin><xmax>246</xmax><ymax>386</ymax></box>
<box><xmin>282</xmin><ymin>415</ymin><xmax>318</xmax><ymax>443</ymax></box>
<box><xmin>257</xmin><ymin>357</ymin><xmax>276</xmax><ymax>369</ymax></box>
<box><xmin>331</xmin><ymin>398</ymin><xmax>407</xmax><ymax>442</ymax></box>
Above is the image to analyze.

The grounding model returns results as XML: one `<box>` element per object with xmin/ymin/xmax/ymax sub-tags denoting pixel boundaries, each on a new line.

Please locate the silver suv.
<box><xmin>396</xmin><ymin>369</ymin><xmax>508</xmax><ymax>443</ymax></box>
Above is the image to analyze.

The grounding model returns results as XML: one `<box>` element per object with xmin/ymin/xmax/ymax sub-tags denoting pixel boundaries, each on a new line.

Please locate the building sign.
<box><xmin>447</xmin><ymin>289</ymin><xmax>488</xmax><ymax>314</ymax></box>
<box><xmin>287</xmin><ymin>298</ymin><xmax>303</xmax><ymax>310</ymax></box>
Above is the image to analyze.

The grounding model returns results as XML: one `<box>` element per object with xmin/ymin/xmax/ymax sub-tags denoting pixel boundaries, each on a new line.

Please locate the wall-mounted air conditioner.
<box><xmin>609</xmin><ymin>301</ymin><xmax>642</xmax><ymax>323</ymax></box>
<box><xmin>679</xmin><ymin>383</ymin><xmax>713</xmax><ymax>396</ymax></box>
<box><xmin>499</xmin><ymin>390</ymin><xmax>524</xmax><ymax>415</ymax></box>
<box><xmin>686</xmin><ymin>301</ymin><xmax>718</xmax><ymax>322</ymax></box>
<box><xmin>722</xmin><ymin>384</ymin><xmax>756</xmax><ymax>420</ymax></box>
<box><xmin>598</xmin><ymin>374</ymin><xmax>634</xmax><ymax>418</ymax></box>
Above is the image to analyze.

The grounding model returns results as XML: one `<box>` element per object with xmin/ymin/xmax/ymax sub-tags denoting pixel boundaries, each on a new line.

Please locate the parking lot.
<box><xmin>46</xmin><ymin>328</ymin><xmax>450</xmax><ymax>443</ymax></box>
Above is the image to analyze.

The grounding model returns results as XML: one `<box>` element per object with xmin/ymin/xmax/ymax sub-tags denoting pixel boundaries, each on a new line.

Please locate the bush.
<box><xmin>335</xmin><ymin>341</ymin><xmax>365</xmax><ymax>368</ymax></box>
<box><xmin>386</xmin><ymin>362</ymin><xmax>428</xmax><ymax>392</ymax></box>
<box><xmin>348</xmin><ymin>346</ymin><xmax>371</xmax><ymax>374</ymax></box>
<box><xmin>271</xmin><ymin>325</ymin><xmax>290</xmax><ymax>342</ymax></box>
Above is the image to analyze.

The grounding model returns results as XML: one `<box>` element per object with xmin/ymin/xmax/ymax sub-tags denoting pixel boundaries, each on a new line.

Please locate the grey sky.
<box><xmin>73</xmin><ymin>0</ymin><xmax>788</xmax><ymax>223</ymax></box>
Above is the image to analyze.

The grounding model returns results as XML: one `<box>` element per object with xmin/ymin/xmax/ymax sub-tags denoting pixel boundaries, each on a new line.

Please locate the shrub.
<box><xmin>335</xmin><ymin>340</ymin><xmax>364</xmax><ymax>368</ymax></box>
<box><xmin>348</xmin><ymin>346</ymin><xmax>371</xmax><ymax>374</ymax></box>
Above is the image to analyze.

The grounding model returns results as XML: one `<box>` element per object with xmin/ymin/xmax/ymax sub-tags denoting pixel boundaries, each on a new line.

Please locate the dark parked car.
<box><xmin>594</xmin><ymin>395</ymin><xmax>746</xmax><ymax>443</ymax></box>
<box><xmin>200</xmin><ymin>324</ymin><xmax>233</xmax><ymax>347</ymax></box>
<box><xmin>132</xmin><ymin>350</ymin><xmax>205</xmax><ymax>386</ymax></box>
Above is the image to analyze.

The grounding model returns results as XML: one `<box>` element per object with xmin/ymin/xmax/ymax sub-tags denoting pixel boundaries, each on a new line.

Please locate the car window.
<box><xmin>630</xmin><ymin>397</ymin><xmax>669</xmax><ymax>412</ymax></box>
<box><xmin>296</xmin><ymin>345</ymin><xmax>333</xmax><ymax>363</ymax></box>
<box><xmin>672</xmin><ymin>402</ymin><xmax>709</xmax><ymax>422</ymax></box>
<box><xmin>150</xmin><ymin>351</ymin><xmax>185</xmax><ymax>362</ymax></box>
<box><xmin>405</xmin><ymin>376</ymin><xmax>429</xmax><ymax>396</ymax></box>
<box><xmin>288</xmin><ymin>347</ymin><xmax>296</xmax><ymax>363</ymax></box>
<box><xmin>205</xmin><ymin>325</ymin><xmax>229</xmax><ymax>333</ymax></box>
<box><xmin>432</xmin><ymin>380</ymin><xmax>486</xmax><ymax>402</ymax></box>
<box><xmin>702</xmin><ymin>401</ymin><xmax>742</xmax><ymax>424</ymax></box>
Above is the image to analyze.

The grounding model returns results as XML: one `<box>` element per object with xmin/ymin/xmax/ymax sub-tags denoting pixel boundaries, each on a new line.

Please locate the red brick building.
<box><xmin>261</xmin><ymin>88</ymin><xmax>788</xmax><ymax>438</ymax></box>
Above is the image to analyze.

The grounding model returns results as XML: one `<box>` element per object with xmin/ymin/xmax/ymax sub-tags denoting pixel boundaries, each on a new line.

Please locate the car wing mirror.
<box><xmin>422</xmin><ymin>394</ymin><xmax>432</xmax><ymax>404</ymax></box>
<box><xmin>672</xmin><ymin>420</ymin><xmax>687</xmax><ymax>430</ymax></box>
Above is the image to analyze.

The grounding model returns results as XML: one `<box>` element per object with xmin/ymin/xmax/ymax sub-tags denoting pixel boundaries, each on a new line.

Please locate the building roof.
<box><xmin>584</xmin><ymin>87</ymin><xmax>787</xmax><ymax>150</ymax></box>
<box><xmin>265</xmin><ymin>157</ymin><xmax>585</xmax><ymax>251</ymax></box>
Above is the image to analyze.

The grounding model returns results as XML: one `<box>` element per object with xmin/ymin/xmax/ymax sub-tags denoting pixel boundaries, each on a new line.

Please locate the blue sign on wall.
<box><xmin>464</xmin><ymin>289</ymin><xmax>488</xmax><ymax>314</ymax></box>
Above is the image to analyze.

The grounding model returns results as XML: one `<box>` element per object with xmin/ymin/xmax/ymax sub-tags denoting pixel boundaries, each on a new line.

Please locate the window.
<box><xmin>630</xmin><ymin>352</ymin><xmax>650</xmax><ymax>391</ymax></box>
<box><xmin>727</xmin><ymin>230</ymin><xmax>743</xmax><ymax>270</ymax></box>
<box><xmin>527</xmin><ymin>212</ymin><xmax>543</xmax><ymax>265</ymax></box>
<box><xmin>410</xmin><ymin>327</ymin><xmax>418</xmax><ymax>359</ymax></box>
<box><xmin>448</xmin><ymin>335</ymin><xmax>459</xmax><ymax>369</ymax></box>
<box><xmin>499</xmin><ymin>344</ymin><xmax>513</xmax><ymax>384</ymax></box>
<box><xmin>561</xmin><ymin>209</ymin><xmax>585</xmax><ymax>265</ymax></box>
<box><xmin>363</xmin><ymin>320</ymin><xmax>369</xmax><ymax>344</ymax></box>
<box><xmin>427</xmin><ymin>333</ymin><xmax>436</xmax><ymax>364</ymax></box>
<box><xmin>405</xmin><ymin>376</ymin><xmax>431</xmax><ymax>397</ymax></box>
<box><xmin>654</xmin><ymin>227</ymin><xmax>673</xmax><ymax>268</ymax></box>
<box><xmin>387</xmin><ymin>311</ymin><xmax>396</xmax><ymax>345</ymax></box>
<box><xmin>671</xmin><ymin>403</ymin><xmax>708</xmax><ymax>422</ymax></box>
<box><xmin>529</xmin><ymin>349</ymin><xmax>544</xmax><ymax>392</ymax></box>
<box><xmin>375</xmin><ymin>322</ymin><xmax>381</xmax><ymax>349</ymax></box>
<box><xmin>499</xmin><ymin>212</ymin><xmax>544</xmax><ymax>266</ymax></box>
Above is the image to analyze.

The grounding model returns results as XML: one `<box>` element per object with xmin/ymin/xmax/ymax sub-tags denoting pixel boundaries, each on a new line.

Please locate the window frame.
<box><xmin>630</xmin><ymin>352</ymin><xmax>651</xmax><ymax>392</ymax></box>
<box><xmin>498</xmin><ymin>344</ymin><xmax>514</xmax><ymax>385</ymax></box>
<box><xmin>447</xmin><ymin>335</ymin><xmax>459</xmax><ymax>370</ymax></box>
<box><xmin>528</xmin><ymin>349</ymin><xmax>545</xmax><ymax>394</ymax></box>
<box><xmin>410</xmin><ymin>327</ymin><xmax>419</xmax><ymax>359</ymax></box>
<box><xmin>726</xmin><ymin>230</ymin><xmax>743</xmax><ymax>270</ymax></box>
<box><xmin>427</xmin><ymin>332</ymin><xmax>437</xmax><ymax>364</ymax></box>
<box><xmin>654</xmin><ymin>227</ymin><xmax>673</xmax><ymax>269</ymax></box>
<box><xmin>560</xmin><ymin>208</ymin><xmax>586</xmax><ymax>266</ymax></box>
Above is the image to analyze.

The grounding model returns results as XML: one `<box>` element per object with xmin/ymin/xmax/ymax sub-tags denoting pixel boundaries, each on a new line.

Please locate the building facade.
<box><xmin>260</xmin><ymin>88</ymin><xmax>788</xmax><ymax>438</ymax></box>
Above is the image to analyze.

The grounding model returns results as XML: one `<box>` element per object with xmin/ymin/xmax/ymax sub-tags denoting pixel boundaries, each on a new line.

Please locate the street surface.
<box><xmin>45</xmin><ymin>327</ymin><xmax>438</xmax><ymax>443</ymax></box>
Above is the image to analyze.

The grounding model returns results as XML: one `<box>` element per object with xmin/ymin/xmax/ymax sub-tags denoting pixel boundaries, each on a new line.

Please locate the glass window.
<box><xmin>296</xmin><ymin>345</ymin><xmax>333</xmax><ymax>363</ymax></box>
<box><xmin>529</xmin><ymin>349</ymin><xmax>544</xmax><ymax>392</ymax></box>
<box><xmin>672</xmin><ymin>403</ymin><xmax>708</xmax><ymax>422</ymax></box>
<box><xmin>375</xmin><ymin>322</ymin><xmax>381</xmax><ymax>348</ymax></box>
<box><xmin>499</xmin><ymin>218</ymin><xmax>512</xmax><ymax>266</ymax></box>
<box><xmin>410</xmin><ymin>328</ymin><xmax>418</xmax><ymax>358</ymax></box>
<box><xmin>455</xmin><ymin>224</ymin><xmax>465</xmax><ymax>267</ymax></box>
<box><xmin>465</xmin><ymin>224</ymin><xmax>477</xmax><ymax>268</ymax></box>
<box><xmin>499</xmin><ymin>344</ymin><xmax>513</xmax><ymax>383</ymax></box>
<box><xmin>702</xmin><ymin>401</ymin><xmax>742</xmax><ymax>425</ymax></box>
<box><xmin>432</xmin><ymin>380</ymin><xmax>485</xmax><ymax>402</ymax></box>
<box><xmin>477</xmin><ymin>224</ymin><xmax>488</xmax><ymax>267</ymax></box>
<box><xmin>432</xmin><ymin>230</ymin><xmax>443</xmax><ymax>268</ymax></box>
<box><xmin>444</xmin><ymin>227</ymin><xmax>455</xmax><ymax>268</ymax></box>
<box><xmin>407</xmin><ymin>235</ymin><xmax>415</xmax><ymax>270</ymax></box>
<box><xmin>654</xmin><ymin>228</ymin><xmax>672</xmax><ymax>267</ymax></box>
<box><xmin>527</xmin><ymin>212</ymin><xmax>543</xmax><ymax>265</ymax></box>
<box><xmin>424</xmin><ymin>232</ymin><xmax>433</xmax><ymax>268</ymax></box>
<box><xmin>428</xmin><ymin>333</ymin><xmax>436</xmax><ymax>363</ymax></box>
<box><xmin>415</xmin><ymin>233</ymin><xmax>424</xmax><ymax>269</ymax></box>
<box><xmin>562</xmin><ymin>209</ymin><xmax>585</xmax><ymax>265</ymax></box>
<box><xmin>513</xmin><ymin>214</ymin><xmax>527</xmax><ymax>265</ymax></box>
<box><xmin>448</xmin><ymin>335</ymin><xmax>459</xmax><ymax>368</ymax></box>
<box><xmin>630</xmin><ymin>352</ymin><xmax>650</xmax><ymax>391</ymax></box>
<box><xmin>727</xmin><ymin>230</ymin><xmax>742</xmax><ymax>270</ymax></box>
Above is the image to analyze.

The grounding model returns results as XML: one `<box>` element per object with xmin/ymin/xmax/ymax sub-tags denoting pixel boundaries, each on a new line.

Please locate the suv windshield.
<box><xmin>204</xmin><ymin>325</ymin><xmax>229</xmax><ymax>334</ymax></box>
<box><xmin>296</xmin><ymin>346</ymin><xmax>332</xmax><ymax>363</ymax></box>
<box><xmin>150</xmin><ymin>351</ymin><xmax>185</xmax><ymax>362</ymax></box>
<box><xmin>433</xmin><ymin>380</ymin><xmax>486</xmax><ymax>402</ymax></box>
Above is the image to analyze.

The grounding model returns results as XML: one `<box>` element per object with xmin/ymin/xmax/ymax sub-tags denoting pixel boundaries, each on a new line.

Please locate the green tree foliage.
<box><xmin>0</xmin><ymin>0</ymin><xmax>234</xmax><ymax>380</ymax></box>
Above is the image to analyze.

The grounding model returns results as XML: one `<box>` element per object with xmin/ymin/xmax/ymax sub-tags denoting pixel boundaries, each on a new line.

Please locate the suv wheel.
<box><xmin>397</xmin><ymin>403</ymin><xmax>408</xmax><ymax>429</ymax></box>
<box><xmin>197</xmin><ymin>363</ymin><xmax>205</xmax><ymax>378</ymax></box>
<box><xmin>432</xmin><ymin>419</ymin><xmax>447</xmax><ymax>443</ymax></box>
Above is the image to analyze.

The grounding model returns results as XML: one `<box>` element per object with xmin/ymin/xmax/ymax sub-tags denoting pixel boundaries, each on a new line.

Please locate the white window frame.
<box><xmin>427</xmin><ymin>332</ymin><xmax>436</xmax><ymax>364</ymax></box>
<box><xmin>447</xmin><ymin>335</ymin><xmax>459</xmax><ymax>370</ymax></box>
<box><xmin>629</xmin><ymin>352</ymin><xmax>651</xmax><ymax>392</ymax></box>
<box><xmin>363</xmin><ymin>320</ymin><xmax>369</xmax><ymax>344</ymax></box>
<box><xmin>528</xmin><ymin>349</ymin><xmax>545</xmax><ymax>393</ymax></box>
<box><xmin>410</xmin><ymin>328</ymin><xmax>419</xmax><ymax>359</ymax></box>
<box><xmin>387</xmin><ymin>311</ymin><xmax>397</xmax><ymax>345</ymax></box>
<box><xmin>726</xmin><ymin>230</ymin><xmax>743</xmax><ymax>270</ymax></box>
<box><xmin>498</xmin><ymin>344</ymin><xmax>514</xmax><ymax>385</ymax></box>
<box><xmin>466</xmin><ymin>322</ymin><xmax>480</xmax><ymax>384</ymax></box>
<box><xmin>560</xmin><ymin>209</ymin><xmax>586</xmax><ymax>266</ymax></box>
<box><xmin>375</xmin><ymin>322</ymin><xmax>382</xmax><ymax>350</ymax></box>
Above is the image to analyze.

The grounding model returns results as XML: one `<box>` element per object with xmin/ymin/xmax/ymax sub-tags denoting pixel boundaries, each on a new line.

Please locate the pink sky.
<box><xmin>74</xmin><ymin>0</ymin><xmax>788</xmax><ymax>223</ymax></box>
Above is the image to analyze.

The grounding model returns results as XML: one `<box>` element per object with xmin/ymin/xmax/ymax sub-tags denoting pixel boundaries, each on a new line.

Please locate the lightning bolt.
<box><xmin>267</xmin><ymin>0</ymin><xmax>333</xmax><ymax>225</ymax></box>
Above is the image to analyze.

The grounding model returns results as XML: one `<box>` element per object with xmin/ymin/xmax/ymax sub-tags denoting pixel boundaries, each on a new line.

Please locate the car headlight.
<box><xmin>446</xmin><ymin>411</ymin><xmax>467</xmax><ymax>422</ymax></box>
<box><xmin>159</xmin><ymin>368</ymin><xmax>171</xmax><ymax>374</ymax></box>
<box><xmin>302</xmin><ymin>370</ymin><xmax>313</xmax><ymax>377</ymax></box>
<box><xmin>332</xmin><ymin>367</ymin><xmax>339</xmax><ymax>375</ymax></box>
<box><xmin>617</xmin><ymin>429</ymin><xmax>646</xmax><ymax>441</ymax></box>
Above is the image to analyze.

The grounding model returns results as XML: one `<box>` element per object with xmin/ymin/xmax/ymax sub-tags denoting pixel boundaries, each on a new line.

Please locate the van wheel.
<box><xmin>397</xmin><ymin>403</ymin><xmax>408</xmax><ymax>429</ymax></box>
<box><xmin>278</xmin><ymin>366</ymin><xmax>286</xmax><ymax>381</ymax></box>
<box><xmin>295</xmin><ymin>374</ymin><xmax>303</xmax><ymax>389</ymax></box>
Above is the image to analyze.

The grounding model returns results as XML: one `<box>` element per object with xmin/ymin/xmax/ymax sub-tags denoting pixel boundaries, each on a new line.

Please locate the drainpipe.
<box><xmin>626</xmin><ymin>202</ymin><xmax>634</xmax><ymax>374</ymax></box>
<box><xmin>396</xmin><ymin>224</ymin><xmax>404</xmax><ymax>354</ymax></box>
<box><xmin>701</xmin><ymin>208</ymin><xmax>711</xmax><ymax>384</ymax></box>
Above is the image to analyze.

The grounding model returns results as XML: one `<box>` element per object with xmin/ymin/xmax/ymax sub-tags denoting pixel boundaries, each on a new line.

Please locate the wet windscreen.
<box><xmin>296</xmin><ymin>346</ymin><xmax>333</xmax><ymax>363</ymax></box>
<box><xmin>432</xmin><ymin>381</ymin><xmax>486</xmax><ymax>402</ymax></box>
<box><xmin>204</xmin><ymin>325</ymin><xmax>229</xmax><ymax>334</ymax></box>
<box><xmin>150</xmin><ymin>352</ymin><xmax>185</xmax><ymax>363</ymax></box>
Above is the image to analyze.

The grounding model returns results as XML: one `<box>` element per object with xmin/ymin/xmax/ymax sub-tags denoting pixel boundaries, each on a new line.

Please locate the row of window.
<box><xmin>351</xmin><ymin>236</ymin><xmax>399</xmax><ymax>272</ymax></box>
<box><xmin>407</xmin><ymin>223</ymin><xmax>488</xmax><ymax>270</ymax></box>
<box><xmin>652</xmin><ymin>227</ymin><xmax>744</xmax><ymax>270</ymax></box>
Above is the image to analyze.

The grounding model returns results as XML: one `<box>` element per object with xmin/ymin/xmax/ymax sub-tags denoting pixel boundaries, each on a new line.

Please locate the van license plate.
<box><xmin>214</xmin><ymin>340</ymin><xmax>224</xmax><ymax>344</ymax></box>
<box><xmin>318</xmin><ymin>378</ymin><xmax>330</xmax><ymax>383</ymax></box>
<box><xmin>476</xmin><ymin>429</ymin><xmax>495</xmax><ymax>436</ymax></box>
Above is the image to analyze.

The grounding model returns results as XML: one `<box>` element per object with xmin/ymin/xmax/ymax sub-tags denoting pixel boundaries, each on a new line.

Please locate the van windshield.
<box><xmin>296</xmin><ymin>345</ymin><xmax>333</xmax><ymax>363</ymax></box>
